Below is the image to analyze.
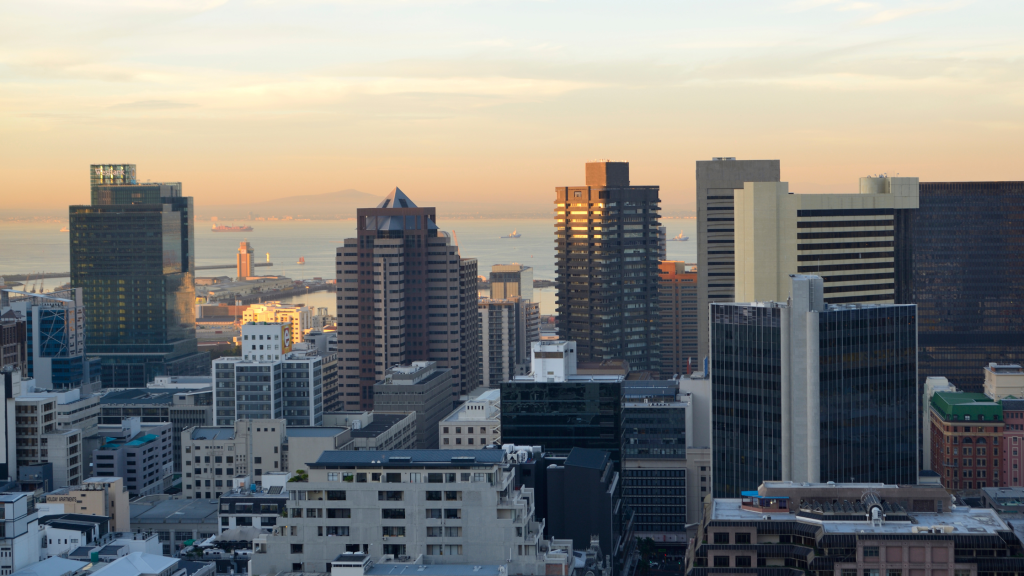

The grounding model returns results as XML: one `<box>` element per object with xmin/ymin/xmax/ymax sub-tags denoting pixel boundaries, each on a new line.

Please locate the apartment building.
<box><xmin>14</xmin><ymin>390</ymin><xmax>85</xmax><ymax>488</ymax></box>
<box><xmin>438</xmin><ymin>389</ymin><xmax>500</xmax><ymax>449</ymax></box>
<box><xmin>243</xmin><ymin>303</ymin><xmax>313</xmax><ymax>345</ymax></box>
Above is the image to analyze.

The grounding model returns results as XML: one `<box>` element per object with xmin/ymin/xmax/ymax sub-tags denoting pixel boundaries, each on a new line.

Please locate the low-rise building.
<box><xmin>438</xmin><ymin>389</ymin><xmax>500</xmax><ymax>449</ymax></box>
<box><xmin>91</xmin><ymin>419</ymin><xmax>174</xmax><ymax>498</ymax></box>
<box><xmin>15</xmin><ymin>388</ymin><xmax>92</xmax><ymax>489</ymax></box>
<box><xmin>323</xmin><ymin>413</ymin><xmax>416</xmax><ymax>451</ymax></box>
<box><xmin>40</xmin><ymin>513</ymin><xmax>108</xmax><ymax>559</ymax></box>
<box><xmin>686</xmin><ymin>481</ymin><xmax>1021</xmax><ymax>576</ymax></box>
<box><xmin>89</xmin><ymin>551</ymin><xmax>189</xmax><ymax>576</ymax></box>
<box><xmin>248</xmin><ymin>450</ymin><xmax>575</xmax><ymax>576</ymax></box>
<box><xmin>217</xmin><ymin>474</ymin><xmax>289</xmax><ymax>533</ymax></box>
<box><xmin>373</xmin><ymin>362</ymin><xmax>452</xmax><ymax>450</ymax></box>
<box><xmin>42</xmin><ymin>477</ymin><xmax>130</xmax><ymax>532</ymax></box>
<box><xmin>130</xmin><ymin>498</ymin><xmax>219</xmax><ymax>557</ymax></box>
<box><xmin>0</xmin><ymin>492</ymin><xmax>43</xmax><ymax>574</ymax></box>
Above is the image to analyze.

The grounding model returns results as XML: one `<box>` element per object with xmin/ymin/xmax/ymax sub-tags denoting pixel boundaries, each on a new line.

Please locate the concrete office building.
<box><xmin>490</xmin><ymin>264</ymin><xmax>534</xmax><ymax>302</ymax></box>
<box><xmin>91</xmin><ymin>418</ymin><xmax>174</xmax><ymax>497</ymax></box>
<box><xmin>1</xmin><ymin>289</ymin><xmax>101</xmax><ymax>391</ymax></box>
<box><xmin>555</xmin><ymin>161</ymin><xmax>661</xmax><ymax>373</ymax></box>
<box><xmin>696</xmin><ymin>157</ymin><xmax>781</xmax><ymax>364</ymax></box>
<box><xmin>335</xmin><ymin>189</ymin><xmax>473</xmax><ymax>411</ymax></box>
<box><xmin>323</xmin><ymin>412</ymin><xmax>417</xmax><ymax>451</ymax></box>
<box><xmin>0</xmin><ymin>493</ymin><xmax>42</xmax><ymax>574</ymax></box>
<box><xmin>248</xmin><ymin>450</ymin><xmax>576</xmax><ymax>576</ymax></box>
<box><xmin>439</xmin><ymin>389</ymin><xmax>501</xmax><ymax>449</ymax></box>
<box><xmin>99</xmin><ymin>387</ymin><xmax>213</xmax><ymax>473</ymax></box>
<box><xmin>659</xmin><ymin>261</ymin><xmax>698</xmax><ymax>379</ymax></box>
<box><xmin>904</xmin><ymin>181</ymin><xmax>1024</xmax><ymax>392</ymax></box>
<box><xmin>242</xmin><ymin>303</ymin><xmax>312</xmax><ymax>345</ymax></box>
<box><xmin>236</xmin><ymin>241</ymin><xmax>254</xmax><ymax>280</ymax></box>
<box><xmin>711</xmin><ymin>275</ymin><xmax>919</xmax><ymax>498</ymax></box>
<box><xmin>14</xmin><ymin>389</ymin><xmax>88</xmax><ymax>488</ymax></box>
<box><xmin>733</xmin><ymin>176</ymin><xmax>919</xmax><ymax>306</ymax></box>
<box><xmin>686</xmin><ymin>482</ymin><xmax>1017</xmax><ymax>576</ymax></box>
<box><xmin>128</xmin><ymin>498</ymin><xmax>219</xmax><ymax>556</ymax></box>
<box><xmin>69</xmin><ymin>164</ymin><xmax>207</xmax><ymax>388</ymax></box>
<box><xmin>43</xmin><ymin>477</ymin><xmax>131</xmax><ymax>532</ymax></box>
<box><xmin>214</xmin><ymin>322</ymin><xmax>323</xmax><ymax>427</ymax></box>
<box><xmin>373</xmin><ymin>362</ymin><xmax>452</xmax><ymax>449</ymax></box>
<box><xmin>458</xmin><ymin>258</ymin><xmax>481</xmax><ymax>396</ymax></box>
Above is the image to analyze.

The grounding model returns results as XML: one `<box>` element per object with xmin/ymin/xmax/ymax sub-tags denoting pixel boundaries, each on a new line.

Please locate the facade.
<box><xmin>711</xmin><ymin>275</ymin><xmax>919</xmax><ymax>498</ymax></box>
<box><xmin>928</xmin><ymin>391</ymin><xmax>1003</xmax><ymax>491</ymax></box>
<box><xmin>1002</xmin><ymin>398</ymin><xmax>1024</xmax><ymax>487</ymax></box>
<box><xmin>501</xmin><ymin>341</ymin><xmax>624</xmax><ymax>460</ymax></box>
<box><xmin>1</xmin><ymin>289</ymin><xmax>101</xmax><ymax>391</ymax></box>
<box><xmin>733</xmin><ymin>177</ymin><xmax>919</xmax><ymax>305</ymax></box>
<box><xmin>373</xmin><ymin>362</ymin><xmax>452</xmax><ymax>450</ymax></box>
<box><xmin>132</xmin><ymin>497</ymin><xmax>222</xmax><ymax>556</ymax></box>
<box><xmin>214</xmin><ymin>322</ymin><xmax>323</xmax><ymax>427</ymax></box>
<box><xmin>696</xmin><ymin>157</ymin><xmax>782</xmax><ymax>364</ymax></box>
<box><xmin>99</xmin><ymin>387</ymin><xmax>213</xmax><ymax>473</ymax></box>
<box><xmin>248</xmin><ymin>449</ymin><xmax>576</xmax><ymax>576</ymax></box>
<box><xmin>458</xmin><ymin>258</ymin><xmax>481</xmax><ymax>396</ymax></box>
<box><xmin>323</xmin><ymin>412</ymin><xmax>417</xmax><ymax>451</ymax></box>
<box><xmin>69</xmin><ymin>164</ymin><xmax>207</xmax><ymax>388</ymax></box>
<box><xmin>91</xmin><ymin>419</ymin><xmax>174</xmax><ymax>497</ymax></box>
<box><xmin>478</xmin><ymin>298</ymin><xmax>519</xmax><ymax>388</ymax></box>
<box><xmin>218</xmin><ymin>481</ymin><xmax>289</xmax><ymax>533</ymax></box>
<box><xmin>43</xmin><ymin>477</ymin><xmax>131</xmax><ymax>532</ymax></box>
<box><xmin>904</xmin><ymin>181</ymin><xmax>1024</xmax><ymax>392</ymax></box>
<box><xmin>439</xmin><ymin>389</ymin><xmax>500</xmax><ymax>449</ymax></box>
<box><xmin>0</xmin><ymin>493</ymin><xmax>42</xmax><ymax>575</ymax></box>
<box><xmin>685</xmin><ymin>481</ymin><xmax>1018</xmax><ymax>576</ymax></box>
<box><xmin>236</xmin><ymin>241</ymin><xmax>254</xmax><ymax>280</ymax></box>
<box><xmin>984</xmin><ymin>363</ymin><xmax>1024</xmax><ymax>400</ymax></box>
<box><xmin>546</xmin><ymin>449</ymin><xmax>625</xmax><ymax>570</ymax></box>
<box><xmin>0</xmin><ymin>368</ymin><xmax>18</xmax><ymax>482</ymax></box>
<box><xmin>242</xmin><ymin>303</ymin><xmax>312</xmax><ymax>345</ymax></box>
<box><xmin>0</xmin><ymin>311</ymin><xmax>26</xmax><ymax>376</ymax></box>
<box><xmin>555</xmin><ymin>161</ymin><xmax>661</xmax><ymax>373</ymax></box>
<box><xmin>490</xmin><ymin>264</ymin><xmax>534</xmax><ymax>302</ymax></box>
<box><xmin>335</xmin><ymin>188</ymin><xmax>471</xmax><ymax>411</ymax></box>
<box><xmin>305</xmin><ymin>331</ymin><xmax>341</xmax><ymax>413</ymax></box>
<box><xmin>14</xmin><ymin>390</ymin><xmax>86</xmax><ymax>488</ymax></box>
<box><xmin>658</xmin><ymin>261</ymin><xmax>698</xmax><ymax>378</ymax></box>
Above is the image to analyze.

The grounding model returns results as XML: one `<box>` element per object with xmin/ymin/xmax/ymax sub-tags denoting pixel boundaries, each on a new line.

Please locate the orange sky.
<box><xmin>2</xmin><ymin>0</ymin><xmax>1023</xmax><ymax>212</ymax></box>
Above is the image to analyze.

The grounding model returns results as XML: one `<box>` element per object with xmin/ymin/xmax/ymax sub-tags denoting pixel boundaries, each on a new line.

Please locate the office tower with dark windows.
<box><xmin>69</xmin><ymin>164</ymin><xmax>207</xmax><ymax>388</ymax></box>
<box><xmin>490</xmin><ymin>264</ymin><xmax>534</xmax><ymax>301</ymax></box>
<box><xmin>902</xmin><ymin>181</ymin><xmax>1024</xmax><ymax>391</ymax></box>
<box><xmin>711</xmin><ymin>275</ymin><xmax>918</xmax><ymax>498</ymax></box>
<box><xmin>733</xmin><ymin>176</ymin><xmax>919</xmax><ymax>305</ymax></box>
<box><xmin>335</xmin><ymin>188</ymin><xmax>468</xmax><ymax>411</ymax></box>
<box><xmin>659</xmin><ymin>261</ymin><xmax>698</xmax><ymax>378</ymax></box>
<box><xmin>555</xmin><ymin>161</ymin><xmax>661</xmax><ymax>373</ymax></box>
<box><xmin>459</xmin><ymin>257</ymin><xmax>481</xmax><ymax>396</ymax></box>
<box><xmin>696</xmin><ymin>158</ymin><xmax>781</xmax><ymax>364</ymax></box>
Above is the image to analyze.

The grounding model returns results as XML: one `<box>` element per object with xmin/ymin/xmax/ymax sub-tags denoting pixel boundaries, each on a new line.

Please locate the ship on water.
<box><xmin>668</xmin><ymin>232</ymin><xmax>689</xmax><ymax>241</ymax></box>
<box><xmin>59</xmin><ymin>227</ymin><xmax>69</xmax><ymax>232</ymax></box>
<box><xmin>212</xmin><ymin>224</ymin><xmax>253</xmax><ymax>232</ymax></box>
<box><xmin>297</xmin><ymin>257</ymin><xmax>306</xmax><ymax>265</ymax></box>
<box><xmin>501</xmin><ymin>229</ymin><xmax>521</xmax><ymax>238</ymax></box>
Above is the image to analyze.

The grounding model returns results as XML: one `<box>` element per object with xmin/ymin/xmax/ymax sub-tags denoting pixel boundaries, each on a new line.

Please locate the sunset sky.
<box><xmin>2</xmin><ymin>0</ymin><xmax>1022</xmax><ymax>212</ymax></box>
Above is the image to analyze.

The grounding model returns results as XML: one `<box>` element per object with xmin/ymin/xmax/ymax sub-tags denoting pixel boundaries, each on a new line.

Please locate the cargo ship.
<box><xmin>212</xmin><ymin>224</ymin><xmax>253</xmax><ymax>232</ymax></box>
<box><xmin>501</xmin><ymin>229</ymin><xmax>521</xmax><ymax>238</ymax></box>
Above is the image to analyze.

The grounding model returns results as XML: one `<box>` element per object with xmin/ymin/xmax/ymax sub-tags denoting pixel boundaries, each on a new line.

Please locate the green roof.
<box><xmin>931</xmin><ymin>391</ymin><xmax>1003</xmax><ymax>422</ymax></box>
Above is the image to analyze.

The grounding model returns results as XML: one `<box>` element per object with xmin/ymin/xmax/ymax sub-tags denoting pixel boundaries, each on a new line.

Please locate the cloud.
<box><xmin>111</xmin><ymin>100</ymin><xmax>197</xmax><ymax>109</ymax></box>
<box><xmin>862</xmin><ymin>0</ymin><xmax>974</xmax><ymax>24</ymax></box>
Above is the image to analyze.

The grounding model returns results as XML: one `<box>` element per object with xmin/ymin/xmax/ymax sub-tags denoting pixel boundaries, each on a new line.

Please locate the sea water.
<box><xmin>0</xmin><ymin>218</ymin><xmax>698</xmax><ymax>316</ymax></box>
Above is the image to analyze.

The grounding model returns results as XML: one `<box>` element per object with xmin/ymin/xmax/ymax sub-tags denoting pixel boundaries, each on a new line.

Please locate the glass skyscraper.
<box><xmin>899</xmin><ymin>181</ymin><xmax>1024</xmax><ymax>391</ymax></box>
<box><xmin>712</xmin><ymin>275</ymin><xmax>918</xmax><ymax>498</ymax></box>
<box><xmin>70</xmin><ymin>164</ymin><xmax>207</xmax><ymax>388</ymax></box>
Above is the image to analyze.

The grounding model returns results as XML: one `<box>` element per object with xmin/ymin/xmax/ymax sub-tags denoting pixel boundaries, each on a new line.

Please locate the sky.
<box><xmin>2</xmin><ymin>0</ymin><xmax>1023</xmax><ymax>212</ymax></box>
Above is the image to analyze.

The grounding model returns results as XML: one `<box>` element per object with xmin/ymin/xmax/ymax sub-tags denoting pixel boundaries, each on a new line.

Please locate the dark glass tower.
<box><xmin>712</xmin><ymin>275</ymin><xmax>918</xmax><ymax>497</ymax></box>
<box><xmin>69</xmin><ymin>164</ymin><xmax>207</xmax><ymax>388</ymax></box>
<box><xmin>899</xmin><ymin>182</ymin><xmax>1024</xmax><ymax>392</ymax></box>
<box><xmin>555</xmin><ymin>161</ymin><xmax>661</xmax><ymax>372</ymax></box>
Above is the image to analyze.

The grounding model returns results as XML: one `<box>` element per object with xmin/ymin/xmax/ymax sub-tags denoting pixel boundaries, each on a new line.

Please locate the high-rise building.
<box><xmin>555</xmin><ymin>161</ymin><xmax>661</xmax><ymax>372</ymax></box>
<box><xmin>657</xmin><ymin>225</ymin><xmax>667</xmax><ymax>261</ymax></box>
<box><xmin>696</xmin><ymin>158</ymin><xmax>781</xmax><ymax>364</ymax></box>
<box><xmin>214</xmin><ymin>322</ymin><xmax>323</xmax><ymax>426</ymax></box>
<box><xmin>490</xmin><ymin>264</ymin><xmax>533</xmax><ymax>301</ymax></box>
<box><xmin>236</xmin><ymin>241</ymin><xmax>254</xmax><ymax>279</ymax></box>
<box><xmin>711</xmin><ymin>275</ymin><xmax>918</xmax><ymax>498</ymax></box>
<box><xmin>478</xmin><ymin>298</ymin><xmax>519</xmax><ymax>388</ymax></box>
<box><xmin>658</xmin><ymin>261</ymin><xmax>698</xmax><ymax>378</ymax></box>
<box><xmin>459</xmin><ymin>258</ymin><xmax>481</xmax><ymax>396</ymax></box>
<box><xmin>902</xmin><ymin>181</ymin><xmax>1024</xmax><ymax>391</ymax></box>
<box><xmin>335</xmin><ymin>188</ymin><xmax>471</xmax><ymax>410</ymax></box>
<box><xmin>69</xmin><ymin>164</ymin><xmax>207</xmax><ymax>388</ymax></box>
<box><xmin>1</xmin><ymin>288</ymin><xmax>101</xmax><ymax>391</ymax></box>
<box><xmin>733</xmin><ymin>176</ymin><xmax>919</xmax><ymax>305</ymax></box>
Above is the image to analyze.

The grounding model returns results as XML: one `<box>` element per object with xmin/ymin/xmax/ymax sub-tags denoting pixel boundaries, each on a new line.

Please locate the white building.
<box><xmin>0</xmin><ymin>493</ymin><xmax>42</xmax><ymax>575</ymax></box>
<box><xmin>438</xmin><ymin>389</ymin><xmax>500</xmax><ymax>449</ymax></box>
<box><xmin>14</xmin><ymin>388</ymin><xmax>89</xmax><ymax>488</ymax></box>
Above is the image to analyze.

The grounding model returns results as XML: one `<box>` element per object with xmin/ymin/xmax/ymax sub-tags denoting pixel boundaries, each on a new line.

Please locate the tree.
<box><xmin>637</xmin><ymin>537</ymin><xmax>657</xmax><ymax>574</ymax></box>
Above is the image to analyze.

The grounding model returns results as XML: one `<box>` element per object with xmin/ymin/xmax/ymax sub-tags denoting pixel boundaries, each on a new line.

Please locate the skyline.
<box><xmin>3</xmin><ymin>0</ymin><xmax>1024</xmax><ymax>211</ymax></box>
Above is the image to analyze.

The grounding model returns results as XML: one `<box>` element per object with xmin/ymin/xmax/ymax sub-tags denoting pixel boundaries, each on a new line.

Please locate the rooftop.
<box><xmin>931</xmin><ymin>391</ymin><xmax>1003</xmax><ymax>421</ymax></box>
<box><xmin>313</xmin><ymin>449</ymin><xmax>505</xmax><ymax>468</ymax></box>
<box><xmin>285</xmin><ymin>427</ymin><xmax>348</xmax><ymax>438</ymax></box>
<box><xmin>565</xmin><ymin>448</ymin><xmax>610</xmax><ymax>471</ymax></box>
<box><xmin>349</xmin><ymin>414</ymin><xmax>409</xmax><ymax>439</ymax></box>
<box><xmin>11</xmin><ymin>557</ymin><xmax>89</xmax><ymax>576</ymax></box>
<box><xmin>367</xmin><ymin>566</ymin><xmax>502</xmax><ymax>576</ymax></box>
<box><xmin>190</xmin><ymin>427</ymin><xmax>236</xmax><ymax>441</ymax></box>
<box><xmin>101</xmin><ymin>388</ymin><xmax>209</xmax><ymax>405</ymax></box>
<box><xmin>982</xmin><ymin>486</ymin><xmax>1024</xmax><ymax>507</ymax></box>
<box><xmin>376</xmin><ymin>188</ymin><xmax>418</xmax><ymax>209</ymax></box>
<box><xmin>130</xmin><ymin>498</ymin><xmax>219</xmax><ymax>524</ymax></box>
<box><xmin>91</xmin><ymin>552</ymin><xmax>179</xmax><ymax>576</ymax></box>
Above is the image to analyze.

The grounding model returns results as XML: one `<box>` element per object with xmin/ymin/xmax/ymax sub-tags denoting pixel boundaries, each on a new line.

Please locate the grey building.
<box><xmin>91</xmin><ymin>418</ymin><xmax>174</xmax><ymax>498</ymax></box>
<box><xmin>247</xmin><ymin>450</ymin><xmax>575</xmax><ymax>576</ymax></box>
<box><xmin>322</xmin><ymin>412</ymin><xmax>417</xmax><ymax>451</ymax></box>
<box><xmin>459</xmin><ymin>258</ymin><xmax>481</xmax><ymax>397</ymax></box>
<box><xmin>555</xmin><ymin>161</ymin><xmax>662</xmax><ymax>373</ymax></box>
<box><xmin>711</xmin><ymin>275</ymin><xmax>919</xmax><ymax>498</ymax></box>
<box><xmin>695</xmin><ymin>157</ymin><xmax>781</xmax><ymax>365</ymax></box>
<box><xmin>478</xmin><ymin>298</ymin><xmax>520</xmax><ymax>388</ymax></box>
<box><xmin>217</xmin><ymin>483</ymin><xmax>288</xmax><ymax>533</ymax></box>
<box><xmin>99</xmin><ymin>387</ymin><xmax>213</xmax><ymax>473</ymax></box>
<box><xmin>129</xmin><ymin>498</ymin><xmax>219</xmax><ymax>556</ymax></box>
<box><xmin>373</xmin><ymin>362</ymin><xmax>452</xmax><ymax>449</ymax></box>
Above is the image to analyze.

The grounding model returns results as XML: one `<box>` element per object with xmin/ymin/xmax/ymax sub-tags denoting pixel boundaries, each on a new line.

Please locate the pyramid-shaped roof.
<box><xmin>377</xmin><ymin>187</ymin><xmax>418</xmax><ymax>209</ymax></box>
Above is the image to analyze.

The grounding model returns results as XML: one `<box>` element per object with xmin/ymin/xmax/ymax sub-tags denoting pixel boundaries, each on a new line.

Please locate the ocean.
<box><xmin>0</xmin><ymin>218</ymin><xmax>698</xmax><ymax>316</ymax></box>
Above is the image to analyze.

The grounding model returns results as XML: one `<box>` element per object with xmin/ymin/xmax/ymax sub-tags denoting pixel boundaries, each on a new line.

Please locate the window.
<box><xmin>863</xmin><ymin>571</ymin><xmax>879</xmax><ymax>576</ymax></box>
<box><xmin>735</xmin><ymin>556</ymin><xmax>751</xmax><ymax>568</ymax></box>
<box><xmin>445</xmin><ymin>527</ymin><xmax>461</xmax><ymax>537</ymax></box>
<box><xmin>426</xmin><ymin>509</ymin><xmax>442</xmax><ymax>519</ymax></box>
<box><xmin>386</xmin><ymin>473</ymin><xmax>402</xmax><ymax>483</ymax></box>
<box><xmin>427</xmin><ymin>491</ymin><xmax>443</xmax><ymax>501</ymax></box>
<box><xmin>378</xmin><ymin>491</ymin><xmax>403</xmax><ymax>501</ymax></box>
<box><xmin>327</xmin><ymin>491</ymin><xmax>346</xmax><ymax>500</ymax></box>
<box><xmin>326</xmin><ymin>508</ymin><xmax>351</xmax><ymax>519</ymax></box>
<box><xmin>443</xmin><ymin>438</ymin><xmax>450</xmax><ymax>445</ymax></box>
<box><xmin>735</xmin><ymin>533</ymin><xmax>750</xmax><ymax>544</ymax></box>
<box><xmin>428</xmin><ymin>473</ymin><xmax>444</xmax><ymax>483</ymax></box>
<box><xmin>293</xmin><ymin>564</ymin><xmax>303</xmax><ymax>572</ymax></box>
<box><xmin>382</xmin><ymin>509</ymin><xmax>406</xmax><ymax>519</ymax></box>
<box><xmin>888</xmin><ymin>571</ymin><xmax>902</xmax><ymax>576</ymax></box>
<box><xmin>291</xmin><ymin>544</ymin><xmax>303</xmax><ymax>554</ymax></box>
<box><xmin>445</xmin><ymin>491</ymin><xmax>462</xmax><ymax>501</ymax></box>
<box><xmin>382</xmin><ymin>526</ymin><xmax>406</xmax><ymax>537</ymax></box>
<box><xmin>326</xmin><ymin>526</ymin><xmax>349</xmax><ymax>537</ymax></box>
<box><xmin>713</xmin><ymin>557</ymin><xmax>729</xmax><ymax>568</ymax></box>
<box><xmin>713</xmin><ymin>532</ymin><xmax>729</xmax><ymax>544</ymax></box>
<box><xmin>864</xmin><ymin>547</ymin><xmax>879</xmax><ymax>558</ymax></box>
<box><xmin>842</xmin><ymin>571</ymin><xmax>857</xmax><ymax>576</ymax></box>
<box><xmin>427</xmin><ymin>527</ymin><xmax>442</xmax><ymax>537</ymax></box>
<box><xmin>328</xmin><ymin>473</ymin><xmax>339</xmax><ymax>482</ymax></box>
<box><xmin>444</xmin><ymin>509</ymin><xmax>461</xmax><ymax>519</ymax></box>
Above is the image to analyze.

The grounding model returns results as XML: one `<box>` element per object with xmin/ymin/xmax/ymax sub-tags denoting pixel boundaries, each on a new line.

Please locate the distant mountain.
<box><xmin>200</xmin><ymin>189</ymin><xmax>382</xmax><ymax>219</ymax></box>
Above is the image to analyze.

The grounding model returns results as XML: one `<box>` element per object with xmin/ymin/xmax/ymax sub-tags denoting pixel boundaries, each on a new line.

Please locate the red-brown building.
<box><xmin>929</xmin><ymin>391</ymin><xmax>1004</xmax><ymax>490</ymax></box>
<box><xmin>658</xmin><ymin>261</ymin><xmax>697</xmax><ymax>379</ymax></box>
